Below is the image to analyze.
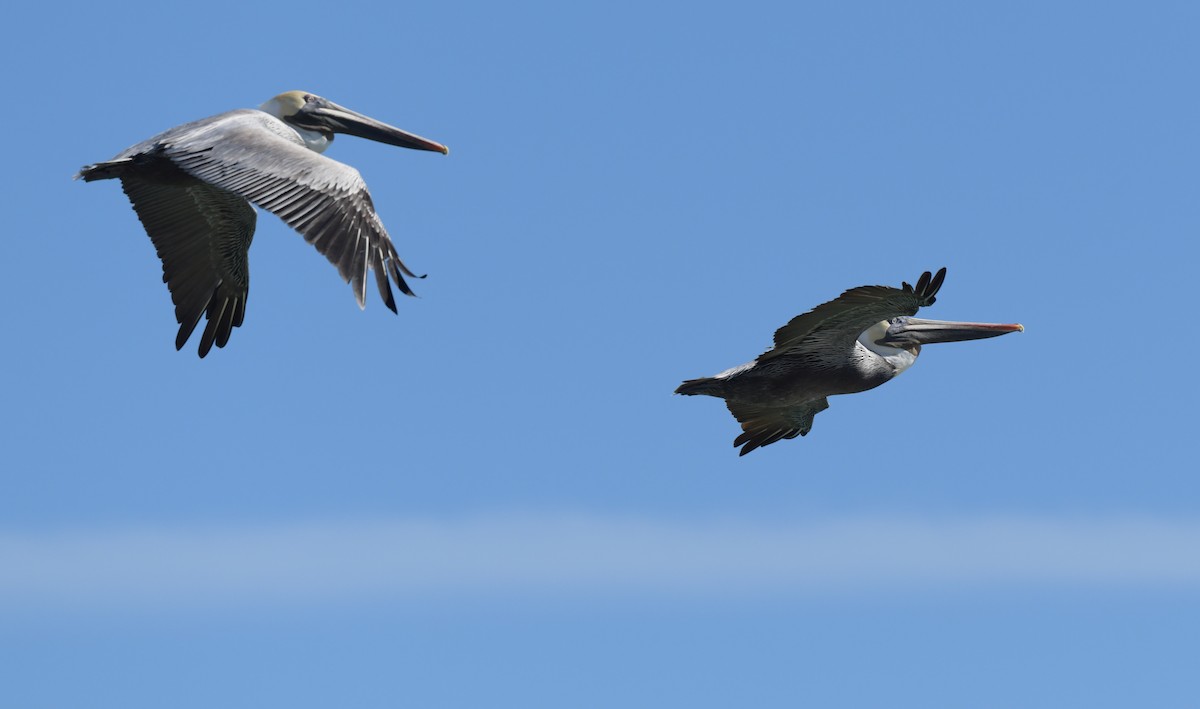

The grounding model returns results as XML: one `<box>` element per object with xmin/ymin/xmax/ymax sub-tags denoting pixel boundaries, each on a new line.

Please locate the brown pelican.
<box><xmin>675</xmin><ymin>268</ymin><xmax>1023</xmax><ymax>455</ymax></box>
<box><xmin>77</xmin><ymin>91</ymin><xmax>448</xmax><ymax>357</ymax></box>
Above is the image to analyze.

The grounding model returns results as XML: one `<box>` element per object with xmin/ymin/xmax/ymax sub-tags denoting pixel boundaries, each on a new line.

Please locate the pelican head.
<box><xmin>874</xmin><ymin>316</ymin><xmax>1024</xmax><ymax>351</ymax></box>
<box><xmin>260</xmin><ymin>90</ymin><xmax>449</xmax><ymax>155</ymax></box>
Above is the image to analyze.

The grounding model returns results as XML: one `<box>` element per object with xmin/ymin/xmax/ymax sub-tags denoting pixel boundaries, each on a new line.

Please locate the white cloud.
<box><xmin>3</xmin><ymin>514</ymin><xmax>1199</xmax><ymax>610</ymax></box>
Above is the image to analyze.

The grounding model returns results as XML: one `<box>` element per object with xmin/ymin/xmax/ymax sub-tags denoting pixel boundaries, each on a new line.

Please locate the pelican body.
<box><xmin>78</xmin><ymin>91</ymin><xmax>448</xmax><ymax>357</ymax></box>
<box><xmin>675</xmin><ymin>268</ymin><xmax>1023</xmax><ymax>455</ymax></box>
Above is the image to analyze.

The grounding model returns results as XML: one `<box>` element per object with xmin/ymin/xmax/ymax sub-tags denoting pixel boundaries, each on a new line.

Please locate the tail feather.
<box><xmin>75</xmin><ymin>158</ymin><xmax>134</xmax><ymax>182</ymax></box>
<box><xmin>675</xmin><ymin>377</ymin><xmax>725</xmax><ymax>397</ymax></box>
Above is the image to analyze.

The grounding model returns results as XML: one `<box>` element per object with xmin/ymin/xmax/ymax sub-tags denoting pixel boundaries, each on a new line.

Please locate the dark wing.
<box><xmin>727</xmin><ymin>398</ymin><xmax>830</xmax><ymax>456</ymax></box>
<box><xmin>164</xmin><ymin>111</ymin><xmax>419</xmax><ymax>312</ymax></box>
<box><xmin>117</xmin><ymin>160</ymin><xmax>255</xmax><ymax>357</ymax></box>
<box><xmin>757</xmin><ymin>268</ymin><xmax>946</xmax><ymax>363</ymax></box>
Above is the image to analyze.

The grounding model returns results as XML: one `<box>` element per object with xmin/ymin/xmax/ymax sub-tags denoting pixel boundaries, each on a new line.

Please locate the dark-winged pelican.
<box><xmin>675</xmin><ymin>268</ymin><xmax>1023</xmax><ymax>455</ymax></box>
<box><xmin>77</xmin><ymin>91</ymin><xmax>448</xmax><ymax>357</ymax></box>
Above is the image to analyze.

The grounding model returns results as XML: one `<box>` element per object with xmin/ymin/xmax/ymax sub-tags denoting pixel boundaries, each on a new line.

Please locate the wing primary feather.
<box><xmin>387</xmin><ymin>259</ymin><xmax>415</xmax><ymax>297</ymax></box>
<box><xmin>329</xmin><ymin>221</ymin><xmax>362</xmax><ymax>283</ymax></box>
<box><xmin>198</xmin><ymin>298</ymin><xmax>228</xmax><ymax>358</ymax></box>
<box><xmin>214</xmin><ymin>295</ymin><xmax>237</xmax><ymax>348</ymax></box>
<box><xmin>372</xmin><ymin>249</ymin><xmax>397</xmax><ymax>313</ymax></box>
<box><xmin>915</xmin><ymin>270</ymin><xmax>931</xmax><ymax>294</ymax></box>
<box><xmin>351</xmin><ymin>230</ymin><xmax>370</xmax><ymax>308</ymax></box>
<box><xmin>927</xmin><ymin>267</ymin><xmax>947</xmax><ymax>300</ymax></box>
<box><xmin>176</xmin><ymin>313</ymin><xmax>203</xmax><ymax>351</ymax></box>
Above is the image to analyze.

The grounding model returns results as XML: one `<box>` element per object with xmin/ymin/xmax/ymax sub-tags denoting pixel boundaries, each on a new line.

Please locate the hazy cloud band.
<box><xmin>3</xmin><ymin>515</ymin><xmax>1199</xmax><ymax>610</ymax></box>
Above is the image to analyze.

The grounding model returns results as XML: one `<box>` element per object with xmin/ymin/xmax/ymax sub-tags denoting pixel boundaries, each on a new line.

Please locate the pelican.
<box><xmin>77</xmin><ymin>90</ymin><xmax>448</xmax><ymax>357</ymax></box>
<box><xmin>675</xmin><ymin>268</ymin><xmax>1023</xmax><ymax>455</ymax></box>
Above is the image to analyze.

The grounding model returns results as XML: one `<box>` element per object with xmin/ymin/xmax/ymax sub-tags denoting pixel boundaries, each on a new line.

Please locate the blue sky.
<box><xmin>3</xmin><ymin>0</ymin><xmax>1199</xmax><ymax>706</ymax></box>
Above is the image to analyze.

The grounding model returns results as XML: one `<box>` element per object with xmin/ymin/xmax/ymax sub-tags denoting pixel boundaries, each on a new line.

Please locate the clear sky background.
<box><xmin>3</xmin><ymin>1</ymin><xmax>1199</xmax><ymax>706</ymax></box>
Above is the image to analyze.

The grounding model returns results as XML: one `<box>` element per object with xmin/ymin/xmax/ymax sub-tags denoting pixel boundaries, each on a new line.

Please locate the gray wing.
<box><xmin>118</xmin><ymin>161</ymin><xmax>255</xmax><ymax>357</ymax></box>
<box><xmin>162</xmin><ymin>110</ymin><xmax>419</xmax><ymax>311</ymax></box>
<box><xmin>727</xmin><ymin>398</ymin><xmax>830</xmax><ymax>456</ymax></box>
<box><xmin>758</xmin><ymin>268</ymin><xmax>946</xmax><ymax>363</ymax></box>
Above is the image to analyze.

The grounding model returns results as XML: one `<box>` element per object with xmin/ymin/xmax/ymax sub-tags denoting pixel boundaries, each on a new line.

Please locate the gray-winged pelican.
<box><xmin>675</xmin><ymin>268</ymin><xmax>1023</xmax><ymax>455</ymax></box>
<box><xmin>77</xmin><ymin>91</ymin><xmax>448</xmax><ymax>357</ymax></box>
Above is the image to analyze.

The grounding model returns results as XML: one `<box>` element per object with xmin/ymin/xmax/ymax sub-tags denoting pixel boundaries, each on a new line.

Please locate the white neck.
<box><xmin>258</xmin><ymin>97</ymin><xmax>331</xmax><ymax>153</ymax></box>
<box><xmin>292</xmin><ymin>126</ymin><xmax>331</xmax><ymax>153</ymax></box>
<box><xmin>875</xmin><ymin>346</ymin><xmax>917</xmax><ymax>375</ymax></box>
<box><xmin>857</xmin><ymin>323</ymin><xmax>918</xmax><ymax>375</ymax></box>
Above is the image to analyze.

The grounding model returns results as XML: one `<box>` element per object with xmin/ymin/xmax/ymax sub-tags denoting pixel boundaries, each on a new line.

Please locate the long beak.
<box><xmin>310</xmin><ymin>101</ymin><xmax>449</xmax><ymax>154</ymax></box>
<box><xmin>876</xmin><ymin>317</ymin><xmax>1024</xmax><ymax>347</ymax></box>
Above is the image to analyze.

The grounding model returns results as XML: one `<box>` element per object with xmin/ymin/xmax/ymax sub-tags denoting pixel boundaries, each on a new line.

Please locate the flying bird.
<box><xmin>77</xmin><ymin>91</ymin><xmax>448</xmax><ymax>357</ymax></box>
<box><xmin>675</xmin><ymin>268</ymin><xmax>1023</xmax><ymax>455</ymax></box>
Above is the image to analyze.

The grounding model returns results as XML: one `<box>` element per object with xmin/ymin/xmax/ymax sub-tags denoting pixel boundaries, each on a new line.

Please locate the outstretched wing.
<box><xmin>726</xmin><ymin>397</ymin><xmax>830</xmax><ymax>456</ymax></box>
<box><xmin>161</xmin><ymin>110</ymin><xmax>420</xmax><ymax>312</ymax></box>
<box><xmin>758</xmin><ymin>268</ymin><xmax>946</xmax><ymax>363</ymax></box>
<box><xmin>116</xmin><ymin>160</ymin><xmax>255</xmax><ymax>357</ymax></box>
